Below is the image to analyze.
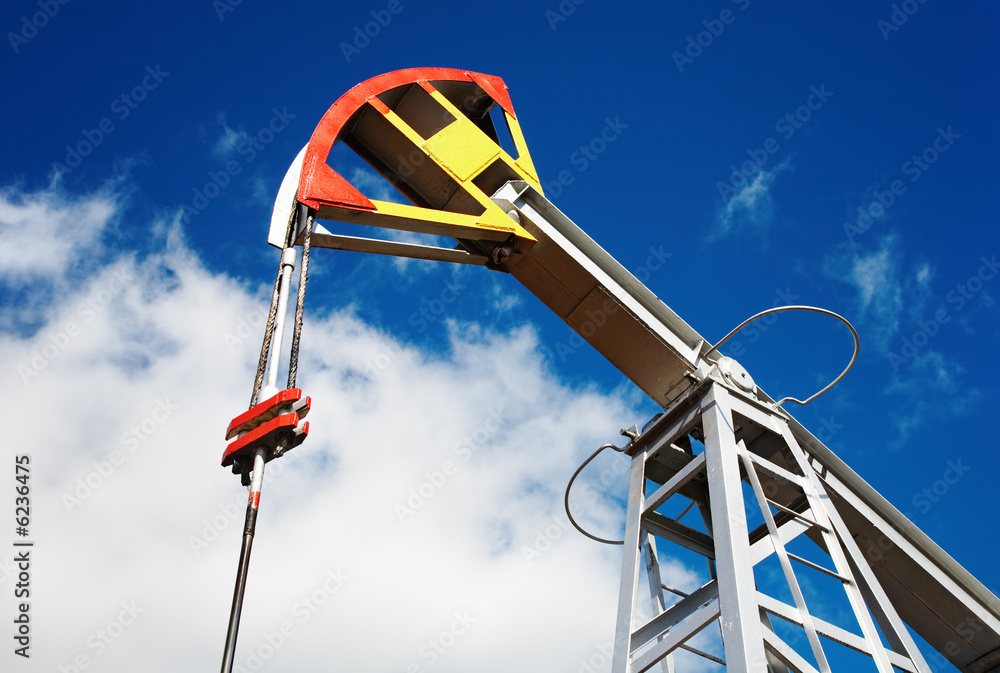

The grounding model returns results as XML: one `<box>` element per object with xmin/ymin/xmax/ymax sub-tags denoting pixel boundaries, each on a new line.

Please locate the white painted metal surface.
<box><xmin>610</xmin><ymin>375</ymin><xmax>934</xmax><ymax>672</ymax></box>
<box><xmin>484</xmin><ymin>180</ymin><xmax>1000</xmax><ymax>672</ymax></box>
<box><xmin>268</xmin><ymin>144</ymin><xmax>307</xmax><ymax>249</ymax></box>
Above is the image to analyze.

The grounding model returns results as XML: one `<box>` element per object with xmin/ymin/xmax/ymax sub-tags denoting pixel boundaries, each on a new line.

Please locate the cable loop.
<box><xmin>705</xmin><ymin>305</ymin><xmax>860</xmax><ymax>408</ymax></box>
<box><xmin>564</xmin><ymin>443</ymin><xmax>628</xmax><ymax>545</ymax></box>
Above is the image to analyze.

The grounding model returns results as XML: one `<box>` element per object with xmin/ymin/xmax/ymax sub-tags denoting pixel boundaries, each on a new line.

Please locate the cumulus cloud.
<box><xmin>915</xmin><ymin>262</ymin><xmax>932</xmax><ymax>286</ymax></box>
<box><xmin>823</xmin><ymin>236</ymin><xmax>909</xmax><ymax>350</ymax></box>
<box><xmin>822</xmin><ymin>235</ymin><xmax>978</xmax><ymax>442</ymax></box>
<box><xmin>348</xmin><ymin>166</ymin><xmax>406</xmax><ymax>205</ymax></box>
<box><xmin>0</xmin><ymin>184</ymin><xmax>708</xmax><ymax>672</ymax></box>
<box><xmin>852</xmin><ymin>244</ymin><xmax>901</xmax><ymax>315</ymax></box>
<box><xmin>823</xmin><ymin>235</ymin><xmax>944</xmax><ymax>358</ymax></box>
<box><xmin>211</xmin><ymin>113</ymin><xmax>250</xmax><ymax>159</ymax></box>
<box><xmin>712</xmin><ymin>161</ymin><xmax>791</xmax><ymax>241</ymax></box>
<box><xmin>0</xmin><ymin>182</ymin><xmax>117</xmax><ymax>283</ymax></box>
<box><xmin>884</xmin><ymin>351</ymin><xmax>980</xmax><ymax>446</ymax></box>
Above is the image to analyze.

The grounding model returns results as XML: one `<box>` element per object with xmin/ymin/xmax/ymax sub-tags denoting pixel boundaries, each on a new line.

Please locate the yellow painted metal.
<box><xmin>422</xmin><ymin>88</ymin><xmax>542</xmax><ymax>189</ymax></box>
<box><xmin>319</xmin><ymin>80</ymin><xmax>547</xmax><ymax>247</ymax></box>
<box><xmin>505</xmin><ymin>113</ymin><xmax>542</xmax><ymax>189</ymax></box>
<box><xmin>424</xmin><ymin>119</ymin><xmax>501</xmax><ymax>182</ymax></box>
<box><xmin>341</xmin><ymin>199</ymin><xmax>528</xmax><ymax>241</ymax></box>
<box><xmin>379</xmin><ymin>107</ymin><xmax>428</xmax><ymax>150</ymax></box>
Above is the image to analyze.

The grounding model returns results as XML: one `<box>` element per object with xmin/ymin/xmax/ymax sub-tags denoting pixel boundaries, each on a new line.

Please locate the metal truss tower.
<box><xmin>217</xmin><ymin>68</ymin><xmax>1000</xmax><ymax>673</ymax></box>
<box><xmin>612</xmin><ymin>375</ymin><xmax>933</xmax><ymax>673</ymax></box>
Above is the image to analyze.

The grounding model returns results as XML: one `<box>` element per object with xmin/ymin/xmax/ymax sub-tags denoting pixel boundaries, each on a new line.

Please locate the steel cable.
<box><xmin>249</xmin><ymin>209</ymin><xmax>298</xmax><ymax>407</ymax></box>
<box><xmin>286</xmin><ymin>205</ymin><xmax>312</xmax><ymax>389</ymax></box>
<box><xmin>704</xmin><ymin>305</ymin><xmax>860</xmax><ymax>408</ymax></box>
<box><xmin>564</xmin><ymin>443</ymin><xmax>628</xmax><ymax>545</ymax></box>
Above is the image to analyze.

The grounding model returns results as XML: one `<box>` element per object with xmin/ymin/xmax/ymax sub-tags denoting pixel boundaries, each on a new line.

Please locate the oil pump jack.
<box><xmin>217</xmin><ymin>68</ymin><xmax>1000</xmax><ymax>673</ymax></box>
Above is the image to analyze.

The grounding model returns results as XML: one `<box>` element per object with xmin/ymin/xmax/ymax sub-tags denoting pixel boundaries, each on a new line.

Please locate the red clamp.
<box><xmin>222</xmin><ymin>388</ymin><xmax>311</xmax><ymax>473</ymax></box>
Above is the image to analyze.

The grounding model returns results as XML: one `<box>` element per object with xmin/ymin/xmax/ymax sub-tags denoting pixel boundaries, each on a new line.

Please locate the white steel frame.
<box><xmin>611</xmin><ymin>375</ymin><xmax>932</xmax><ymax>673</ymax></box>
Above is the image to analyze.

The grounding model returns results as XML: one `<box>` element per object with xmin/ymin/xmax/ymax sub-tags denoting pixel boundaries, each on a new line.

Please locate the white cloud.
<box><xmin>824</xmin><ymin>236</ymin><xmax>906</xmax><ymax>349</ymax></box>
<box><xmin>0</xmin><ymin>182</ymin><xmax>116</xmax><ymax>283</ymax></box>
<box><xmin>884</xmin><ymin>351</ymin><xmax>980</xmax><ymax>446</ymax></box>
<box><xmin>824</xmin><ymin>236</ymin><xmax>945</xmax><ymax>357</ymax></box>
<box><xmin>348</xmin><ymin>166</ymin><xmax>406</xmax><ymax>205</ymax></box>
<box><xmin>915</xmin><ymin>262</ymin><xmax>932</xmax><ymax>286</ymax></box>
<box><xmin>249</xmin><ymin>174</ymin><xmax>276</xmax><ymax>208</ymax></box>
<box><xmin>212</xmin><ymin>113</ymin><xmax>249</xmax><ymax>158</ymax></box>
<box><xmin>489</xmin><ymin>280</ymin><xmax>521</xmax><ymax>313</ymax></box>
<box><xmin>852</xmin><ymin>244</ymin><xmax>900</xmax><ymax>313</ymax></box>
<box><xmin>823</xmin><ymin>237</ymin><xmax>976</xmax><ymax>442</ymax></box>
<box><xmin>713</xmin><ymin>161</ymin><xmax>790</xmax><ymax>240</ymax></box>
<box><xmin>0</xmin><ymin>184</ymin><xmax>704</xmax><ymax>672</ymax></box>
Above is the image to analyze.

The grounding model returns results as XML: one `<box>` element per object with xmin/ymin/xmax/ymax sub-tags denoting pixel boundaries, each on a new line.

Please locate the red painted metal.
<box><xmin>222</xmin><ymin>413</ymin><xmax>308</xmax><ymax>467</ymax></box>
<box><xmin>297</xmin><ymin>68</ymin><xmax>517</xmax><ymax>212</ymax></box>
<box><xmin>223</xmin><ymin>387</ymin><xmax>310</xmax><ymax>467</ymax></box>
<box><xmin>226</xmin><ymin>388</ymin><xmax>306</xmax><ymax>440</ymax></box>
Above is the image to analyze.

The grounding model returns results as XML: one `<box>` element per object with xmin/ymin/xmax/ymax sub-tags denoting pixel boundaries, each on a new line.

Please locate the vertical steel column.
<box><xmin>701</xmin><ymin>383</ymin><xmax>767</xmax><ymax>673</ymax></box>
<box><xmin>612</xmin><ymin>447</ymin><xmax>649</xmax><ymax>673</ymax></box>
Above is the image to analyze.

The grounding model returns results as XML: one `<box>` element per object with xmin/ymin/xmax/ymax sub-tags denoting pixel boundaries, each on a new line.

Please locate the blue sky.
<box><xmin>2</xmin><ymin>1</ymin><xmax>999</xmax><ymax>671</ymax></box>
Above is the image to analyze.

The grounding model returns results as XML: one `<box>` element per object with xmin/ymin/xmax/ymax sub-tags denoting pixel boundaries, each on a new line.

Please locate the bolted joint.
<box><xmin>222</xmin><ymin>412</ymin><xmax>309</xmax><ymax>472</ymax></box>
<box><xmin>222</xmin><ymin>388</ymin><xmax>311</xmax><ymax>475</ymax></box>
<box><xmin>489</xmin><ymin>236</ymin><xmax>522</xmax><ymax>270</ymax></box>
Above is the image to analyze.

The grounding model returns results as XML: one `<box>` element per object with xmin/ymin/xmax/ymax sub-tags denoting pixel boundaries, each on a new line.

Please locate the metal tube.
<box><xmin>220</xmin><ymin>447</ymin><xmax>268</xmax><ymax>673</ymax></box>
<box><xmin>251</xmin><ymin>208</ymin><xmax>300</xmax><ymax>408</ymax></box>
<box><xmin>250</xmin><ymin>265</ymin><xmax>283</xmax><ymax>408</ymax></box>
<box><xmin>222</xmin><ymin>216</ymin><xmax>297</xmax><ymax>671</ymax></box>
<box><xmin>264</xmin><ymin>247</ymin><xmax>297</xmax><ymax>394</ymax></box>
